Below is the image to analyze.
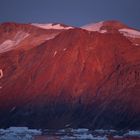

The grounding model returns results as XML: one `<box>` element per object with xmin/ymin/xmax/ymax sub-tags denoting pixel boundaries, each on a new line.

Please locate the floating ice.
<box><xmin>124</xmin><ymin>130</ymin><xmax>140</xmax><ymax>137</ymax></box>
<box><xmin>0</xmin><ymin>127</ymin><xmax>41</xmax><ymax>140</ymax></box>
<box><xmin>61</xmin><ymin>134</ymin><xmax>108</xmax><ymax>140</ymax></box>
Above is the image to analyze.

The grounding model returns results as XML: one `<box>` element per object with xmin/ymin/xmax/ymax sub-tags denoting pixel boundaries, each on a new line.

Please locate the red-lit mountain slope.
<box><xmin>0</xmin><ymin>21</ymin><xmax>140</xmax><ymax>129</ymax></box>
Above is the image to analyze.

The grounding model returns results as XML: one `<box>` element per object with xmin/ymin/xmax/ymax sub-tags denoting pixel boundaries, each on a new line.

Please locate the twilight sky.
<box><xmin>0</xmin><ymin>0</ymin><xmax>140</xmax><ymax>29</ymax></box>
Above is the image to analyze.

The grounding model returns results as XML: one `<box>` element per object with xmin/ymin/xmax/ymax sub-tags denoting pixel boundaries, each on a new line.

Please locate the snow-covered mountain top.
<box><xmin>81</xmin><ymin>20</ymin><xmax>128</xmax><ymax>31</ymax></box>
<box><xmin>81</xmin><ymin>20</ymin><xmax>140</xmax><ymax>38</ymax></box>
<box><xmin>31</xmin><ymin>23</ymin><xmax>74</xmax><ymax>30</ymax></box>
<box><xmin>81</xmin><ymin>21</ymin><xmax>108</xmax><ymax>33</ymax></box>
<box><xmin>81</xmin><ymin>21</ymin><xmax>104</xmax><ymax>32</ymax></box>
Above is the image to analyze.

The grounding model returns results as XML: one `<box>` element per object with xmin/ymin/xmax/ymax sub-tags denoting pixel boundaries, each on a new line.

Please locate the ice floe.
<box><xmin>1</xmin><ymin>127</ymin><xmax>140</xmax><ymax>140</ymax></box>
<box><xmin>0</xmin><ymin>127</ymin><xmax>41</xmax><ymax>140</ymax></box>
<box><xmin>124</xmin><ymin>130</ymin><xmax>140</xmax><ymax>137</ymax></box>
<box><xmin>43</xmin><ymin>128</ymin><xmax>108</xmax><ymax>140</ymax></box>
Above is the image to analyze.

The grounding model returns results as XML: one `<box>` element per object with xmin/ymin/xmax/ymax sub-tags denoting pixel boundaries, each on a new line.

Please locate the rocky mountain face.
<box><xmin>0</xmin><ymin>21</ymin><xmax>140</xmax><ymax>129</ymax></box>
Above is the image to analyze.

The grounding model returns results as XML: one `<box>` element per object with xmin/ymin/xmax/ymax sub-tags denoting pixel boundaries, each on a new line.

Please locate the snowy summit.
<box><xmin>81</xmin><ymin>21</ymin><xmax>107</xmax><ymax>33</ymax></box>
<box><xmin>31</xmin><ymin>23</ymin><xmax>74</xmax><ymax>30</ymax></box>
<box><xmin>81</xmin><ymin>20</ymin><xmax>140</xmax><ymax>38</ymax></box>
<box><xmin>81</xmin><ymin>21</ymin><xmax>104</xmax><ymax>32</ymax></box>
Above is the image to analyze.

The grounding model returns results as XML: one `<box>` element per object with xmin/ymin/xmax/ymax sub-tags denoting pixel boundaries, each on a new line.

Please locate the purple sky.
<box><xmin>0</xmin><ymin>0</ymin><xmax>140</xmax><ymax>29</ymax></box>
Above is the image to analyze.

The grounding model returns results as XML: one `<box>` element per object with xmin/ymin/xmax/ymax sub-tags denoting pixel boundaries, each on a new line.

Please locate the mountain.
<box><xmin>0</xmin><ymin>20</ymin><xmax>140</xmax><ymax>129</ymax></box>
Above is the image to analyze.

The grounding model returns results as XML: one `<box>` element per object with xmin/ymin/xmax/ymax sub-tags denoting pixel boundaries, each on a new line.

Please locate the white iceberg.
<box><xmin>0</xmin><ymin>127</ymin><xmax>41</xmax><ymax>140</ymax></box>
<box><xmin>124</xmin><ymin>130</ymin><xmax>140</xmax><ymax>137</ymax></box>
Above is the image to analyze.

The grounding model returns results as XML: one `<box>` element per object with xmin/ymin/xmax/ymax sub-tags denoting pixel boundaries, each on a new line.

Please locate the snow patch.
<box><xmin>53</xmin><ymin>51</ymin><xmax>57</xmax><ymax>57</ymax></box>
<box><xmin>0</xmin><ymin>69</ymin><xmax>3</xmax><ymax>89</ymax></box>
<box><xmin>135</xmin><ymin>44</ymin><xmax>139</xmax><ymax>46</ymax></box>
<box><xmin>32</xmin><ymin>23</ymin><xmax>73</xmax><ymax>30</ymax></box>
<box><xmin>44</xmin><ymin>32</ymin><xmax>61</xmax><ymax>41</ymax></box>
<box><xmin>45</xmin><ymin>35</ymin><xmax>56</xmax><ymax>41</ymax></box>
<box><xmin>0</xmin><ymin>69</ymin><xmax>3</xmax><ymax>79</ymax></box>
<box><xmin>0</xmin><ymin>31</ymin><xmax>29</xmax><ymax>53</ymax></box>
<box><xmin>63</xmin><ymin>48</ymin><xmax>67</xmax><ymax>51</ymax></box>
<box><xmin>100</xmin><ymin>30</ymin><xmax>107</xmax><ymax>33</ymax></box>
<box><xmin>0</xmin><ymin>40</ymin><xmax>15</xmax><ymax>52</ymax></box>
<box><xmin>119</xmin><ymin>28</ymin><xmax>140</xmax><ymax>38</ymax></box>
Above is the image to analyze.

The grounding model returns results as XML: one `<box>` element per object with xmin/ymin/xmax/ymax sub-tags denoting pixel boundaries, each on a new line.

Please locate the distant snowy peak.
<box><xmin>81</xmin><ymin>21</ymin><xmax>108</xmax><ymax>33</ymax></box>
<box><xmin>81</xmin><ymin>21</ymin><xmax>104</xmax><ymax>32</ymax></box>
<box><xmin>81</xmin><ymin>20</ymin><xmax>128</xmax><ymax>31</ymax></box>
<box><xmin>81</xmin><ymin>20</ymin><xmax>129</xmax><ymax>33</ymax></box>
<box><xmin>31</xmin><ymin>23</ymin><xmax>74</xmax><ymax>30</ymax></box>
<box><xmin>81</xmin><ymin>20</ymin><xmax>140</xmax><ymax>38</ymax></box>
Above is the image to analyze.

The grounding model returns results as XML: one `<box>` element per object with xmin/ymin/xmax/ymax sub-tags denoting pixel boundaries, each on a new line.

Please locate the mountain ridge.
<box><xmin>0</xmin><ymin>20</ymin><xmax>140</xmax><ymax>129</ymax></box>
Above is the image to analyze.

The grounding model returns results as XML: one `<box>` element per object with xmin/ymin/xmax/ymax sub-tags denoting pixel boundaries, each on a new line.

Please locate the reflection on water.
<box><xmin>35</xmin><ymin>136</ymin><xmax>60</xmax><ymax>140</ymax></box>
<box><xmin>34</xmin><ymin>129</ymin><xmax>140</xmax><ymax>140</ymax></box>
<box><xmin>35</xmin><ymin>135</ymin><xmax>140</xmax><ymax>140</ymax></box>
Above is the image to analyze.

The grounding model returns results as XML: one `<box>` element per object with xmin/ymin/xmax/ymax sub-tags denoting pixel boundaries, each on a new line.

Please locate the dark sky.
<box><xmin>0</xmin><ymin>0</ymin><xmax>140</xmax><ymax>29</ymax></box>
